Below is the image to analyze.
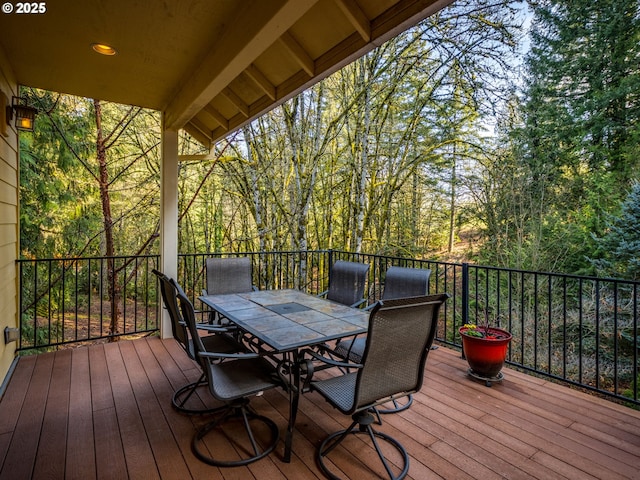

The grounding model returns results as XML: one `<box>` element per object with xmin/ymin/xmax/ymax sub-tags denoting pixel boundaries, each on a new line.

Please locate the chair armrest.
<box><xmin>299</xmin><ymin>347</ymin><xmax>362</xmax><ymax>392</ymax></box>
<box><xmin>301</xmin><ymin>347</ymin><xmax>362</xmax><ymax>370</ymax></box>
<box><xmin>198</xmin><ymin>350</ymin><xmax>261</xmax><ymax>360</ymax></box>
<box><xmin>350</xmin><ymin>298</ymin><xmax>367</xmax><ymax>308</ymax></box>
<box><xmin>363</xmin><ymin>300</ymin><xmax>381</xmax><ymax>311</ymax></box>
<box><xmin>195</xmin><ymin>323</ymin><xmax>233</xmax><ymax>333</ymax></box>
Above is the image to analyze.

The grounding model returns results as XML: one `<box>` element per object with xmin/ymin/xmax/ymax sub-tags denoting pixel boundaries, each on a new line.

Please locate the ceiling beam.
<box><xmin>203</xmin><ymin>105</ymin><xmax>229</xmax><ymax>131</ymax></box>
<box><xmin>183</xmin><ymin>122</ymin><xmax>213</xmax><ymax>149</ymax></box>
<box><xmin>245</xmin><ymin>65</ymin><xmax>277</xmax><ymax>101</ymax></box>
<box><xmin>189</xmin><ymin>116</ymin><xmax>214</xmax><ymax>140</ymax></box>
<box><xmin>221</xmin><ymin>88</ymin><xmax>250</xmax><ymax>118</ymax></box>
<box><xmin>164</xmin><ymin>0</ymin><xmax>320</xmax><ymax>131</ymax></box>
<box><xmin>335</xmin><ymin>0</ymin><xmax>371</xmax><ymax>42</ymax></box>
<box><xmin>279</xmin><ymin>32</ymin><xmax>315</xmax><ymax>77</ymax></box>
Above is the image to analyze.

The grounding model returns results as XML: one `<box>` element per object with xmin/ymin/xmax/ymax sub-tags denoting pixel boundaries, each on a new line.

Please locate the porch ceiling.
<box><xmin>0</xmin><ymin>0</ymin><xmax>452</xmax><ymax>147</ymax></box>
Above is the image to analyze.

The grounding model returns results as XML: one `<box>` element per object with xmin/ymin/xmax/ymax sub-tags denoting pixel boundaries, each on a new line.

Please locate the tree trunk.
<box><xmin>94</xmin><ymin>99</ymin><xmax>121</xmax><ymax>339</ymax></box>
<box><xmin>448</xmin><ymin>143</ymin><xmax>457</xmax><ymax>253</ymax></box>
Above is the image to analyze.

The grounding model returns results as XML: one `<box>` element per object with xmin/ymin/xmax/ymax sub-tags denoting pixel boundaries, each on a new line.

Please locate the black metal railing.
<box><xmin>17</xmin><ymin>250</ymin><xmax>640</xmax><ymax>406</ymax></box>
<box><xmin>17</xmin><ymin>255</ymin><xmax>160</xmax><ymax>350</ymax></box>
<box><xmin>459</xmin><ymin>263</ymin><xmax>639</xmax><ymax>404</ymax></box>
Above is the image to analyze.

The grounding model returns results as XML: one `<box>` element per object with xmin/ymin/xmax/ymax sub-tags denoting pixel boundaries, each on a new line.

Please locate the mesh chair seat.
<box><xmin>197</xmin><ymin>333</ymin><xmax>239</xmax><ymax>356</ymax></box>
<box><xmin>311</xmin><ymin>372</ymin><xmax>357</xmax><ymax>412</ymax></box>
<box><xmin>333</xmin><ymin>337</ymin><xmax>366</xmax><ymax>362</ymax></box>
<box><xmin>208</xmin><ymin>357</ymin><xmax>279</xmax><ymax>400</ymax></box>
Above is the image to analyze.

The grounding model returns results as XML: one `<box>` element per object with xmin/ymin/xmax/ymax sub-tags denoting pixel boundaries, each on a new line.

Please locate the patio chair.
<box><xmin>202</xmin><ymin>256</ymin><xmax>257</xmax><ymax>324</ymax></box>
<box><xmin>318</xmin><ymin>260</ymin><xmax>369</xmax><ymax>308</ymax></box>
<box><xmin>305</xmin><ymin>294</ymin><xmax>448</xmax><ymax>480</ymax></box>
<box><xmin>203</xmin><ymin>256</ymin><xmax>257</xmax><ymax>295</ymax></box>
<box><xmin>176</xmin><ymin>289</ymin><xmax>283</xmax><ymax>467</ymax></box>
<box><xmin>152</xmin><ymin>269</ymin><xmax>242</xmax><ymax>414</ymax></box>
<box><xmin>333</xmin><ymin>266</ymin><xmax>431</xmax><ymax>414</ymax></box>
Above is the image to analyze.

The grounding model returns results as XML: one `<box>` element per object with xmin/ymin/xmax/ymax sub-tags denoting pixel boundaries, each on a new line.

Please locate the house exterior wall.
<box><xmin>0</xmin><ymin>48</ymin><xmax>19</xmax><ymax>386</ymax></box>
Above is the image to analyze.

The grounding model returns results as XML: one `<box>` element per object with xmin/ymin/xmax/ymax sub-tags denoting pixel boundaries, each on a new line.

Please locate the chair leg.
<box><xmin>317</xmin><ymin>411</ymin><xmax>410</xmax><ymax>480</ymax></box>
<box><xmin>367</xmin><ymin>394</ymin><xmax>413</xmax><ymax>426</ymax></box>
<box><xmin>377</xmin><ymin>394</ymin><xmax>413</xmax><ymax>415</ymax></box>
<box><xmin>192</xmin><ymin>400</ymin><xmax>280</xmax><ymax>467</ymax></box>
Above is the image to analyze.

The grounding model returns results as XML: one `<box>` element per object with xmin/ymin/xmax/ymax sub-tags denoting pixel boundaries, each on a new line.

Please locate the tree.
<box><xmin>515</xmin><ymin>0</ymin><xmax>640</xmax><ymax>271</ymax></box>
<box><xmin>21</xmin><ymin>90</ymin><xmax>162</xmax><ymax>337</ymax></box>
<box><xmin>591</xmin><ymin>182</ymin><xmax>640</xmax><ymax>280</ymax></box>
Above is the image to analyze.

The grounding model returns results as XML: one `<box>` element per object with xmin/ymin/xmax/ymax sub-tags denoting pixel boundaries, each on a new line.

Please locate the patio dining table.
<box><xmin>199</xmin><ymin>288</ymin><xmax>370</xmax><ymax>462</ymax></box>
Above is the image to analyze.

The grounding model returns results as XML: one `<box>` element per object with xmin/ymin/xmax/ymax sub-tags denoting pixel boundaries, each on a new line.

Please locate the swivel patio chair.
<box><xmin>333</xmin><ymin>266</ymin><xmax>431</xmax><ymax>414</ymax></box>
<box><xmin>202</xmin><ymin>256</ymin><xmax>257</xmax><ymax>324</ymax></box>
<box><xmin>318</xmin><ymin>260</ymin><xmax>370</xmax><ymax>308</ymax></box>
<box><xmin>305</xmin><ymin>294</ymin><xmax>448</xmax><ymax>480</ymax></box>
<box><xmin>152</xmin><ymin>269</ymin><xmax>242</xmax><ymax>414</ymax></box>
<box><xmin>176</xmin><ymin>289</ymin><xmax>282</xmax><ymax>467</ymax></box>
<box><xmin>203</xmin><ymin>256</ymin><xmax>257</xmax><ymax>295</ymax></box>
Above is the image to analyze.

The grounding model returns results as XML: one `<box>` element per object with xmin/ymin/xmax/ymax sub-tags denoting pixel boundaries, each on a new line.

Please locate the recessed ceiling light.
<box><xmin>91</xmin><ymin>43</ymin><xmax>117</xmax><ymax>56</ymax></box>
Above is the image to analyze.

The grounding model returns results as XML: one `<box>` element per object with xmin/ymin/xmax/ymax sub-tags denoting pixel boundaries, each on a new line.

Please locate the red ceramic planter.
<box><xmin>459</xmin><ymin>326</ymin><xmax>512</xmax><ymax>379</ymax></box>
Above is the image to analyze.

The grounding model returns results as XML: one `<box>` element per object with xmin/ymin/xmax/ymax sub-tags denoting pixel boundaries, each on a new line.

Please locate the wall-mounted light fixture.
<box><xmin>4</xmin><ymin>327</ymin><xmax>19</xmax><ymax>344</ymax></box>
<box><xmin>6</xmin><ymin>96</ymin><xmax>38</xmax><ymax>132</ymax></box>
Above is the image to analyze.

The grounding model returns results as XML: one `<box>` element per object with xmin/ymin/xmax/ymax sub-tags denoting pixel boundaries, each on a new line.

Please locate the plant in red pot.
<box><xmin>459</xmin><ymin>321</ymin><xmax>512</xmax><ymax>386</ymax></box>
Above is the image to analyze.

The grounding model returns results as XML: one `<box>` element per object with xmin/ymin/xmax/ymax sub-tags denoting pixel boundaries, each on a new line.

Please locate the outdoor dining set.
<box><xmin>153</xmin><ymin>257</ymin><xmax>448</xmax><ymax>480</ymax></box>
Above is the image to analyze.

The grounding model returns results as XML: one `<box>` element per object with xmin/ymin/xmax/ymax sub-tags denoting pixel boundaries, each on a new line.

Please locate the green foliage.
<box><xmin>13</xmin><ymin>2</ymin><xmax>543</xmax><ymax>272</ymax></box>
<box><xmin>19</xmin><ymin>313</ymin><xmax>61</xmax><ymax>354</ymax></box>
<box><xmin>590</xmin><ymin>182</ymin><xmax>640</xmax><ymax>280</ymax></box>
<box><xmin>476</xmin><ymin>0</ymin><xmax>640</xmax><ymax>273</ymax></box>
<box><xmin>20</xmin><ymin>90</ymin><xmax>161</xmax><ymax>259</ymax></box>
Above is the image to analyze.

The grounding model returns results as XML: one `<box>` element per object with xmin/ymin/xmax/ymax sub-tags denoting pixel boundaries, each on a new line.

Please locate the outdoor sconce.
<box><xmin>4</xmin><ymin>327</ymin><xmax>19</xmax><ymax>344</ymax></box>
<box><xmin>6</xmin><ymin>96</ymin><xmax>38</xmax><ymax>132</ymax></box>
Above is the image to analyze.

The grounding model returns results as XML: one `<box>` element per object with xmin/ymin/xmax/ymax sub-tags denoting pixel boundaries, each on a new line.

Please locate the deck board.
<box><xmin>1</xmin><ymin>337</ymin><xmax>639</xmax><ymax>480</ymax></box>
<box><xmin>66</xmin><ymin>347</ymin><xmax>96</xmax><ymax>480</ymax></box>
<box><xmin>33</xmin><ymin>349</ymin><xmax>71</xmax><ymax>480</ymax></box>
<box><xmin>105</xmin><ymin>340</ymin><xmax>163</xmax><ymax>480</ymax></box>
<box><xmin>1</xmin><ymin>352</ymin><xmax>53</xmax><ymax>480</ymax></box>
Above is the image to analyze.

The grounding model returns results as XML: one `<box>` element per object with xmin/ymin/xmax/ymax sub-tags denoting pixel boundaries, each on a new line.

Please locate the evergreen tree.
<box><xmin>512</xmin><ymin>0</ymin><xmax>640</xmax><ymax>272</ymax></box>
<box><xmin>591</xmin><ymin>182</ymin><xmax>640</xmax><ymax>280</ymax></box>
<box><xmin>525</xmin><ymin>0</ymin><xmax>640</xmax><ymax>186</ymax></box>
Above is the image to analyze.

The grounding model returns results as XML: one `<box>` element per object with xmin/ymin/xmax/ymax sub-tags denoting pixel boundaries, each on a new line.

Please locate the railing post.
<box><xmin>461</xmin><ymin>262</ymin><xmax>469</xmax><ymax>326</ymax></box>
<box><xmin>327</xmin><ymin>249</ymin><xmax>334</xmax><ymax>287</ymax></box>
<box><xmin>461</xmin><ymin>263</ymin><xmax>469</xmax><ymax>359</ymax></box>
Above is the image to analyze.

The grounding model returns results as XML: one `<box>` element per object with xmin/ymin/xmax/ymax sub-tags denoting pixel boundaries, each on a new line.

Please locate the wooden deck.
<box><xmin>1</xmin><ymin>336</ymin><xmax>639</xmax><ymax>480</ymax></box>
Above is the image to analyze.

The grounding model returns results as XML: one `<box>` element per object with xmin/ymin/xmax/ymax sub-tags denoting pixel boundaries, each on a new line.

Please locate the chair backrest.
<box><xmin>353</xmin><ymin>293</ymin><xmax>448</xmax><ymax>411</ymax></box>
<box><xmin>205</xmin><ymin>257</ymin><xmax>254</xmax><ymax>295</ymax></box>
<box><xmin>176</xmin><ymin>288</ymin><xmax>230</xmax><ymax>403</ymax></box>
<box><xmin>381</xmin><ymin>266</ymin><xmax>431</xmax><ymax>300</ymax></box>
<box><xmin>326</xmin><ymin>260</ymin><xmax>369</xmax><ymax>307</ymax></box>
<box><xmin>152</xmin><ymin>269</ymin><xmax>191</xmax><ymax>357</ymax></box>
<box><xmin>175</xmin><ymin>288</ymin><xmax>210</xmax><ymax>371</ymax></box>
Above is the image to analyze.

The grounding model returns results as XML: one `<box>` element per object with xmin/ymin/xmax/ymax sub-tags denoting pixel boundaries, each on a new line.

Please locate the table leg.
<box><xmin>283</xmin><ymin>351</ymin><xmax>301</xmax><ymax>463</ymax></box>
